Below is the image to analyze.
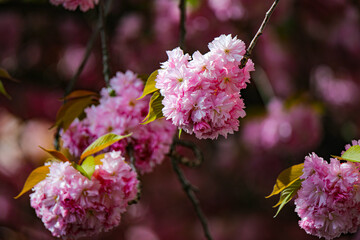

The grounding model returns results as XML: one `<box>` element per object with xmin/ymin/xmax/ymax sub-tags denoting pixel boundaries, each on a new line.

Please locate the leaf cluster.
<box><xmin>15</xmin><ymin>133</ymin><xmax>131</xmax><ymax>199</ymax></box>
<box><xmin>137</xmin><ymin>70</ymin><xmax>165</xmax><ymax>124</ymax></box>
<box><xmin>266</xmin><ymin>163</ymin><xmax>304</xmax><ymax>217</ymax></box>
<box><xmin>51</xmin><ymin>90</ymin><xmax>100</xmax><ymax>131</ymax></box>
<box><xmin>267</xmin><ymin>145</ymin><xmax>360</xmax><ymax>217</ymax></box>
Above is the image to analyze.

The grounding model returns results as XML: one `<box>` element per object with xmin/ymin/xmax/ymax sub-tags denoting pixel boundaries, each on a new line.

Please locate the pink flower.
<box><xmin>208</xmin><ymin>34</ymin><xmax>246</xmax><ymax>63</ymax></box>
<box><xmin>30</xmin><ymin>151</ymin><xmax>138</xmax><ymax>239</ymax></box>
<box><xmin>295</xmin><ymin>152</ymin><xmax>360</xmax><ymax>239</ymax></box>
<box><xmin>61</xmin><ymin>71</ymin><xmax>176</xmax><ymax>174</ymax></box>
<box><xmin>342</xmin><ymin>139</ymin><xmax>360</xmax><ymax>155</ymax></box>
<box><xmin>49</xmin><ymin>0</ymin><xmax>99</xmax><ymax>12</ymax></box>
<box><xmin>156</xmin><ymin>34</ymin><xmax>254</xmax><ymax>139</ymax></box>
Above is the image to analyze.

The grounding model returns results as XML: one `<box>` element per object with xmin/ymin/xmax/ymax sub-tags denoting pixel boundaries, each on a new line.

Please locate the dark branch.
<box><xmin>172</xmin><ymin>139</ymin><xmax>204</xmax><ymax>167</ymax></box>
<box><xmin>179</xmin><ymin>0</ymin><xmax>186</xmax><ymax>50</ymax></box>
<box><xmin>54</xmin><ymin>0</ymin><xmax>113</xmax><ymax>150</ymax></box>
<box><xmin>65</xmin><ymin>27</ymin><xmax>99</xmax><ymax>96</ymax></box>
<box><xmin>54</xmin><ymin>19</ymin><xmax>99</xmax><ymax>151</ymax></box>
<box><xmin>170</xmin><ymin>1</ymin><xmax>212</xmax><ymax>239</ymax></box>
<box><xmin>169</xmin><ymin>142</ymin><xmax>213</xmax><ymax>240</ymax></box>
<box><xmin>240</xmin><ymin>0</ymin><xmax>280</xmax><ymax>69</ymax></box>
<box><xmin>127</xmin><ymin>144</ymin><xmax>142</xmax><ymax>205</ymax></box>
<box><xmin>99</xmin><ymin>0</ymin><xmax>112</xmax><ymax>87</ymax></box>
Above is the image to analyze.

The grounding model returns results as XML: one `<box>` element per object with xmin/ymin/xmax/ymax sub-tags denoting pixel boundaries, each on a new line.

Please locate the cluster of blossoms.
<box><xmin>295</xmin><ymin>141</ymin><xmax>360</xmax><ymax>239</ymax></box>
<box><xmin>242</xmin><ymin>98</ymin><xmax>322</xmax><ymax>154</ymax></box>
<box><xmin>30</xmin><ymin>151</ymin><xmax>138</xmax><ymax>239</ymax></box>
<box><xmin>61</xmin><ymin>71</ymin><xmax>176</xmax><ymax>174</ymax></box>
<box><xmin>156</xmin><ymin>34</ymin><xmax>254</xmax><ymax>139</ymax></box>
<box><xmin>49</xmin><ymin>0</ymin><xmax>99</xmax><ymax>12</ymax></box>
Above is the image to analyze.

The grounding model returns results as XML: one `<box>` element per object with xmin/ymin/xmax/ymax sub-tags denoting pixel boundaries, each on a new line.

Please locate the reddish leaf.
<box><xmin>39</xmin><ymin>146</ymin><xmax>70</xmax><ymax>162</ymax></box>
<box><xmin>62</xmin><ymin>90</ymin><xmax>99</xmax><ymax>101</ymax></box>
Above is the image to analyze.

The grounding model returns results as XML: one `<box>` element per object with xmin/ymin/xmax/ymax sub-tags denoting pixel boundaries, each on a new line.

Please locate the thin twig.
<box><xmin>179</xmin><ymin>0</ymin><xmax>186</xmax><ymax>50</ymax></box>
<box><xmin>53</xmin><ymin>0</ymin><xmax>113</xmax><ymax>150</ymax></box>
<box><xmin>54</xmin><ymin>20</ymin><xmax>99</xmax><ymax>151</ymax></box>
<box><xmin>173</xmin><ymin>139</ymin><xmax>204</xmax><ymax>167</ymax></box>
<box><xmin>170</xmin><ymin>142</ymin><xmax>212</xmax><ymax>240</ymax></box>
<box><xmin>54</xmin><ymin>128</ymin><xmax>61</xmax><ymax>151</ymax></box>
<box><xmin>99</xmin><ymin>0</ymin><xmax>111</xmax><ymax>87</ymax></box>
<box><xmin>64</xmin><ymin>30</ymin><xmax>99</xmax><ymax>96</ymax></box>
<box><xmin>127</xmin><ymin>144</ymin><xmax>142</xmax><ymax>205</ymax></box>
<box><xmin>239</xmin><ymin>0</ymin><xmax>280</xmax><ymax>69</ymax></box>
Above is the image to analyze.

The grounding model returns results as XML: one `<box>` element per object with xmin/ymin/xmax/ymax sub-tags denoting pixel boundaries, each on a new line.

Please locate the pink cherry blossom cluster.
<box><xmin>61</xmin><ymin>71</ymin><xmax>176</xmax><ymax>174</ymax></box>
<box><xmin>49</xmin><ymin>0</ymin><xmax>99</xmax><ymax>12</ymax></box>
<box><xmin>156</xmin><ymin>34</ymin><xmax>254</xmax><ymax>139</ymax></box>
<box><xmin>30</xmin><ymin>151</ymin><xmax>138</xmax><ymax>239</ymax></box>
<box><xmin>295</xmin><ymin>146</ymin><xmax>360</xmax><ymax>239</ymax></box>
<box><xmin>242</xmin><ymin>98</ymin><xmax>322</xmax><ymax>155</ymax></box>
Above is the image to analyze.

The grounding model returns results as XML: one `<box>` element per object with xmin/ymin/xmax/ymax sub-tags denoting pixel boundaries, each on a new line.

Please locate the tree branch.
<box><xmin>169</xmin><ymin>1</ymin><xmax>212</xmax><ymax>239</ymax></box>
<box><xmin>172</xmin><ymin>139</ymin><xmax>204</xmax><ymax>167</ymax></box>
<box><xmin>99</xmin><ymin>0</ymin><xmax>111</xmax><ymax>87</ymax></box>
<box><xmin>179</xmin><ymin>0</ymin><xmax>186</xmax><ymax>50</ymax></box>
<box><xmin>170</xmin><ymin>142</ymin><xmax>213</xmax><ymax>240</ymax></box>
<box><xmin>127</xmin><ymin>144</ymin><xmax>142</xmax><ymax>205</ymax></box>
<box><xmin>240</xmin><ymin>0</ymin><xmax>280</xmax><ymax>69</ymax></box>
<box><xmin>54</xmin><ymin>0</ymin><xmax>113</xmax><ymax>150</ymax></box>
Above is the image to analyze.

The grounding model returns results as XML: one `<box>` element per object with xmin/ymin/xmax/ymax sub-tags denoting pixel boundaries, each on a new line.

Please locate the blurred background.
<box><xmin>0</xmin><ymin>0</ymin><xmax>360</xmax><ymax>239</ymax></box>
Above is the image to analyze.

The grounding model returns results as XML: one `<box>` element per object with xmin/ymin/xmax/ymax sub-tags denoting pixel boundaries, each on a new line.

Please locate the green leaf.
<box><xmin>336</xmin><ymin>145</ymin><xmax>360</xmax><ymax>163</ymax></box>
<box><xmin>39</xmin><ymin>146</ymin><xmax>70</xmax><ymax>162</ymax></box>
<box><xmin>187</xmin><ymin>0</ymin><xmax>201</xmax><ymax>8</ymax></box>
<box><xmin>14</xmin><ymin>165</ymin><xmax>50</xmax><ymax>199</ymax></box>
<box><xmin>73</xmin><ymin>163</ymin><xmax>90</xmax><ymax>179</ymax></box>
<box><xmin>141</xmin><ymin>90</ymin><xmax>164</xmax><ymax>124</ymax></box>
<box><xmin>80</xmin><ymin>133</ymin><xmax>132</xmax><ymax>161</ymax></box>
<box><xmin>0</xmin><ymin>80</ymin><xmax>10</xmax><ymax>99</ymax></box>
<box><xmin>266</xmin><ymin>163</ymin><xmax>304</xmax><ymax>198</ymax></box>
<box><xmin>178</xmin><ymin>128</ymin><xmax>182</xmax><ymax>139</ymax></box>
<box><xmin>273</xmin><ymin>178</ymin><xmax>302</xmax><ymax>217</ymax></box>
<box><xmin>81</xmin><ymin>156</ymin><xmax>95</xmax><ymax>179</ymax></box>
<box><xmin>137</xmin><ymin>70</ymin><xmax>159</xmax><ymax>100</ymax></box>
